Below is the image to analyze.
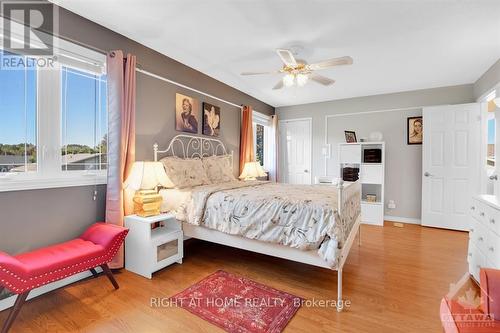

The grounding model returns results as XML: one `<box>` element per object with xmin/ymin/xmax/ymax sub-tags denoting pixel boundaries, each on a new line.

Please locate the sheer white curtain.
<box><xmin>253</xmin><ymin>112</ymin><xmax>278</xmax><ymax>182</ymax></box>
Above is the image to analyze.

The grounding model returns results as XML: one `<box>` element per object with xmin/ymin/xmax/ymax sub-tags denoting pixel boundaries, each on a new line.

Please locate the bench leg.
<box><xmin>1</xmin><ymin>291</ymin><xmax>29</xmax><ymax>333</ymax></box>
<box><xmin>100</xmin><ymin>264</ymin><xmax>119</xmax><ymax>290</ymax></box>
<box><xmin>89</xmin><ymin>268</ymin><xmax>99</xmax><ymax>278</ymax></box>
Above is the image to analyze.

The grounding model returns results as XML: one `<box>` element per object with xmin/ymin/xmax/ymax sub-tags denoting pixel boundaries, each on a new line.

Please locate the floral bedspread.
<box><xmin>175</xmin><ymin>180</ymin><xmax>361</xmax><ymax>267</ymax></box>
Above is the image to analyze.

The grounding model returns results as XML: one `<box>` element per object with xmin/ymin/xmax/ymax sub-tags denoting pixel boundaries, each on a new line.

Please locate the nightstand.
<box><xmin>124</xmin><ymin>213</ymin><xmax>183</xmax><ymax>279</ymax></box>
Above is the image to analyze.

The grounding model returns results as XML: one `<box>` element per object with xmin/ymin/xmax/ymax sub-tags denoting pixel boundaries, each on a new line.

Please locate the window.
<box><xmin>0</xmin><ymin>32</ymin><xmax>107</xmax><ymax>191</ymax></box>
<box><xmin>252</xmin><ymin>112</ymin><xmax>275</xmax><ymax>177</ymax></box>
<box><xmin>61</xmin><ymin>67</ymin><xmax>107</xmax><ymax>171</ymax></box>
<box><xmin>0</xmin><ymin>50</ymin><xmax>37</xmax><ymax>173</ymax></box>
<box><xmin>486</xmin><ymin>91</ymin><xmax>497</xmax><ymax>167</ymax></box>
<box><xmin>255</xmin><ymin>124</ymin><xmax>265</xmax><ymax>166</ymax></box>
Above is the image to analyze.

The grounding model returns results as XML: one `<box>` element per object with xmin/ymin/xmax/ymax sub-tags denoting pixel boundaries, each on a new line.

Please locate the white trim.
<box><xmin>0</xmin><ymin>267</ymin><xmax>102</xmax><ymax>312</ymax></box>
<box><xmin>279</xmin><ymin>117</ymin><xmax>313</xmax><ymax>123</ymax></box>
<box><xmin>384</xmin><ymin>215</ymin><xmax>421</xmax><ymax>225</ymax></box>
<box><xmin>476</xmin><ymin>81</ymin><xmax>500</xmax><ymax>103</ymax></box>
<box><xmin>323</xmin><ymin>105</ymin><xmax>427</xmax><ymax>175</ymax></box>
<box><xmin>136</xmin><ymin>68</ymin><xmax>243</xmax><ymax>110</ymax></box>
<box><xmin>0</xmin><ymin>173</ymin><xmax>106</xmax><ymax>192</ymax></box>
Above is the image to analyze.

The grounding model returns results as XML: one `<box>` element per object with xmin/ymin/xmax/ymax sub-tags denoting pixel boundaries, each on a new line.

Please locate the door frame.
<box><xmin>278</xmin><ymin>117</ymin><xmax>313</xmax><ymax>184</ymax></box>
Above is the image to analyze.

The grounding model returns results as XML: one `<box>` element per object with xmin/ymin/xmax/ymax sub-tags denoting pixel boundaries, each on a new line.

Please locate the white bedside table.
<box><xmin>124</xmin><ymin>213</ymin><xmax>183</xmax><ymax>279</ymax></box>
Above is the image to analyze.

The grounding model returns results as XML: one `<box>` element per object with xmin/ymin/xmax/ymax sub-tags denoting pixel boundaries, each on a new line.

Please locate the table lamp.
<box><xmin>125</xmin><ymin>161</ymin><xmax>169</xmax><ymax>217</ymax></box>
<box><xmin>239</xmin><ymin>161</ymin><xmax>267</xmax><ymax>181</ymax></box>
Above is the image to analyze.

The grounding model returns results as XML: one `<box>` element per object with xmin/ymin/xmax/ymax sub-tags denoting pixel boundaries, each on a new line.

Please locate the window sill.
<box><xmin>0</xmin><ymin>174</ymin><xmax>107</xmax><ymax>192</ymax></box>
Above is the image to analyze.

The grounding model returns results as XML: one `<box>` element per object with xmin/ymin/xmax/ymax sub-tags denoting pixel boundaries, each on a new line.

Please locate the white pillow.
<box><xmin>202</xmin><ymin>154</ymin><xmax>237</xmax><ymax>184</ymax></box>
<box><xmin>160</xmin><ymin>156</ymin><xmax>210</xmax><ymax>188</ymax></box>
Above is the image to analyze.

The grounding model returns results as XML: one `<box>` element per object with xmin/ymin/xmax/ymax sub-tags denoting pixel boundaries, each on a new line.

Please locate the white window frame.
<box><xmin>0</xmin><ymin>22</ymin><xmax>107</xmax><ymax>192</ymax></box>
<box><xmin>252</xmin><ymin>111</ymin><xmax>273</xmax><ymax>173</ymax></box>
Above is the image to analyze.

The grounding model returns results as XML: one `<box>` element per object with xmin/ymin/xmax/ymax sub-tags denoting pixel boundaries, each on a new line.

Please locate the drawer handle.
<box><xmin>491</xmin><ymin>219</ymin><xmax>496</xmax><ymax>224</ymax></box>
<box><xmin>471</xmin><ymin>206</ymin><xmax>476</xmax><ymax>210</ymax></box>
<box><xmin>480</xmin><ymin>212</ymin><xmax>485</xmax><ymax>217</ymax></box>
<box><xmin>489</xmin><ymin>246</ymin><xmax>495</xmax><ymax>252</ymax></box>
<box><xmin>478</xmin><ymin>237</ymin><xmax>484</xmax><ymax>242</ymax></box>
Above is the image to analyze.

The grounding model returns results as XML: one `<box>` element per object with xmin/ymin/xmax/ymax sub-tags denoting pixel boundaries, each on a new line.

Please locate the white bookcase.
<box><xmin>339</xmin><ymin>142</ymin><xmax>385</xmax><ymax>226</ymax></box>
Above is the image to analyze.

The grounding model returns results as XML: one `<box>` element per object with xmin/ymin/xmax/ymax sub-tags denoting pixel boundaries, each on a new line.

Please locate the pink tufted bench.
<box><xmin>0</xmin><ymin>223</ymin><xmax>128</xmax><ymax>333</ymax></box>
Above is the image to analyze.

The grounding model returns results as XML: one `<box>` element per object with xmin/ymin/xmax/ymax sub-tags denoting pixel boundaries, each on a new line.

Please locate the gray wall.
<box><xmin>136</xmin><ymin>73</ymin><xmax>241</xmax><ymax>174</ymax></box>
<box><xmin>474</xmin><ymin>58</ymin><xmax>500</xmax><ymax>100</ymax></box>
<box><xmin>276</xmin><ymin>84</ymin><xmax>475</xmax><ymax>221</ymax></box>
<box><xmin>0</xmin><ymin>5</ymin><xmax>273</xmax><ymax>263</ymax></box>
<box><xmin>0</xmin><ymin>185</ymin><xmax>106</xmax><ymax>254</ymax></box>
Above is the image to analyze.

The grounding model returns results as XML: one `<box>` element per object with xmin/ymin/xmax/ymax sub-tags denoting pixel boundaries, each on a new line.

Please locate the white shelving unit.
<box><xmin>339</xmin><ymin>142</ymin><xmax>385</xmax><ymax>226</ymax></box>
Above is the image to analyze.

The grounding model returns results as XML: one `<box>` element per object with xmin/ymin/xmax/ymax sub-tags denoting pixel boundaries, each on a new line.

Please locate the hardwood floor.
<box><xmin>0</xmin><ymin>222</ymin><xmax>468</xmax><ymax>333</ymax></box>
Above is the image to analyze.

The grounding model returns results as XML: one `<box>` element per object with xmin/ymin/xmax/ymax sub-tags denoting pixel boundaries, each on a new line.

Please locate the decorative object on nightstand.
<box><xmin>239</xmin><ymin>161</ymin><xmax>267</xmax><ymax>181</ymax></box>
<box><xmin>125</xmin><ymin>213</ymin><xmax>183</xmax><ymax>279</ymax></box>
<box><xmin>125</xmin><ymin>161</ymin><xmax>169</xmax><ymax>217</ymax></box>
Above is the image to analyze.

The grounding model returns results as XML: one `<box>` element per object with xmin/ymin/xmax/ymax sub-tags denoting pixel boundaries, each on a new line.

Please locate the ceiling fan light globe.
<box><xmin>296</xmin><ymin>73</ymin><xmax>308</xmax><ymax>87</ymax></box>
<box><xmin>283</xmin><ymin>74</ymin><xmax>295</xmax><ymax>87</ymax></box>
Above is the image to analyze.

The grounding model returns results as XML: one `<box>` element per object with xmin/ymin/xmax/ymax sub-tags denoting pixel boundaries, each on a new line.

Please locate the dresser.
<box><xmin>469</xmin><ymin>195</ymin><xmax>500</xmax><ymax>282</ymax></box>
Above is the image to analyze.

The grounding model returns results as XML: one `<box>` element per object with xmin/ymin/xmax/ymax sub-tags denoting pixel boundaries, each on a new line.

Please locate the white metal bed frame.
<box><xmin>154</xmin><ymin>134</ymin><xmax>361</xmax><ymax>312</ymax></box>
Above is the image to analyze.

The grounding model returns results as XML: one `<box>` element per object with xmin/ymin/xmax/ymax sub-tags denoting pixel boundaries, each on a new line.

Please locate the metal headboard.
<box><xmin>154</xmin><ymin>134</ymin><xmax>233</xmax><ymax>161</ymax></box>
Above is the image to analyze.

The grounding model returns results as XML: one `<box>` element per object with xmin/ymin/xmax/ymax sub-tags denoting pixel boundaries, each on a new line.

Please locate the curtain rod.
<box><xmin>65</xmin><ymin>43</ymin><xmax>245</xmax><ymax>110</ymax></box>
<box><xmin>135</xmin><ymin>68</ymin><xmax>243</xmax><ymax>110</ymax></box>
<box><xmin>46</xmin><ymin>36</ymin><xmax>248</xmax><ymax>110</ymax></box>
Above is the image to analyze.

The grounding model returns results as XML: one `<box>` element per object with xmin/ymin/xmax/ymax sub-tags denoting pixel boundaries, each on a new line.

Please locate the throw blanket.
<box><xmin>176</xmin><ymin>181</ymin><xmax>360</xmax><ymax>267</ymax></box>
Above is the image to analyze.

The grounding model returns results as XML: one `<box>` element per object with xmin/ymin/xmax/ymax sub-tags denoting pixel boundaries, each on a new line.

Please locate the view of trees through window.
<box><xmin>256</xmin><ymin>124</ymin><xmax>264</xmax><ymax>166</ymax></box>
<box><xmin>61</xmin><ymin>67</ymin><xmax>107</xmax><ymax>171</ymax></box>
<box><xmin>0</xmin><ymin>51</ymin><xmax>37</xmax><ymax>173</ymax></box>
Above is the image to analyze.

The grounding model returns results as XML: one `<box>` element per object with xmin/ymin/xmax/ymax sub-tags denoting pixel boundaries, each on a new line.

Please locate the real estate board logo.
<box><xmin>1</xmin><ymin>0</ymin><xmax>58</xmax><ymax>69</ymax></box>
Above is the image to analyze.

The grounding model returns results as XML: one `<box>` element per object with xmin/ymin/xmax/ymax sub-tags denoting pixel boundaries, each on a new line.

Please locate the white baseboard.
<box><xmin>384</xmin><ymin>215</ymin><xmax>421</xmax><ymax>225</ymax></box>
<box><xmin>0</xmin><ymin>267</ymin><xmax>102</xmax><ymax>312</ymax></box>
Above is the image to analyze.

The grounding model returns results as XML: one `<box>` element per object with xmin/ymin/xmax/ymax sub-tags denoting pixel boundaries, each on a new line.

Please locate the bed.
<box><xmin>154</xmin><ymin>134</ymin><xmax>361</xmax><ymax>311</ymax></box>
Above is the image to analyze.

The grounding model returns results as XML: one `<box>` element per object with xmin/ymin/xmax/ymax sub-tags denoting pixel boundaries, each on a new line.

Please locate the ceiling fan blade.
<box><xmin>273</xmin><ymin>80</ymin><xmax>284</xmax><ymax>90</ymax></box>
<box><xmin>276</xmin><ymin>49</ymin><xmax>297</xmax><ymax>66</ymax></box>
<box><xmin>241</xmin><ymin>70</ymin><xmax>280</xmax><ymax>76</ymax></box>
<box><xmin>310</xmin><ymin>73</ymin><xmax>335</xmax><ymax>86</ymax></box>
<box><xmin>309</xmin><ymin>56</ymin><xmax>353</xmax><ymax>70</ymax></box>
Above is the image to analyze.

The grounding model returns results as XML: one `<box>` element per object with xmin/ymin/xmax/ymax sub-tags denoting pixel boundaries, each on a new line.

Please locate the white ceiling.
<box><xmin>52</xmin><ymin>0</ymin><xmax>500</xmax><ymax>107</ymax></box>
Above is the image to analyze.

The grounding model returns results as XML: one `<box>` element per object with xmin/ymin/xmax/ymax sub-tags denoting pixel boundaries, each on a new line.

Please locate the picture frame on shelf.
<box><xmin>344</xmin><ymin>130</ymin><xmax>357</xmax><ymax>143</ymax></box>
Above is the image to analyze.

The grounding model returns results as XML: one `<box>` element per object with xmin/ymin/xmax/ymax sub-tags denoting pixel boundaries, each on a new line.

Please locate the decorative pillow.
<box><xmin>202</xmin><ymin>154</ymin><xmax>237</xmax><ymax>184</ymax></box>
<box><xmin>160</xmin><ymin>156</ymin><xmax>210</xmax><ymax>188</ymax></box>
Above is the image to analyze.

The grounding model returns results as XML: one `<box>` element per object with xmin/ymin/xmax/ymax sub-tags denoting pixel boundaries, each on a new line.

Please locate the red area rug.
<box><xmin>170</xmin><ymin>270</ymin><xmax>303</xmax><ymax>333</ymax></box>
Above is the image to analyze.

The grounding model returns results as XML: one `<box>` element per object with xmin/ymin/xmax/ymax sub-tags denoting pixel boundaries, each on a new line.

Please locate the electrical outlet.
<box><xmin>388</xmin><ymin>200</ymin><xmax>396</xmax><ymax>209</ymax></box>
<box><xmin>93</xmin><ymin>190</ymin><xmax>98</xmax><ymax>201</ymax></box>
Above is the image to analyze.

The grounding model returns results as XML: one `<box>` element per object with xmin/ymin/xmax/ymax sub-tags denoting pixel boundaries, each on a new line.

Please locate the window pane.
<box><xmin>0</xmin><ymin>50</ymin><xmax>37</xmax><ymax>173</ymax></box>
<box><xmin>488</xmin><ymin>117</ymin><xmax>495</xmax><ymax>167</ymax></box>
<box><xmin>256</xmin><ymin>124</ymin><xmax>264</xmax><ymax>166</ymax></box>
<box><xmin>61</xmin><ymin>67</ymin><xmax>107</xmax><ymax>171</ymax></box>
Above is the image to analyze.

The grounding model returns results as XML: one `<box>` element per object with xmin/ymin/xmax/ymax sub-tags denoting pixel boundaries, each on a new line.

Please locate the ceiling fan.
<box><xmin>241</xmin><ymin>49</ymin><xmax>353</xmax><ymax>89</ymax></box>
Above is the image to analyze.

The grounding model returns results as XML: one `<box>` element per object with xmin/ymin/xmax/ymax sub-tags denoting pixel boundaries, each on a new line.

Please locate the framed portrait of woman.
<box><xmin>407</xmin><ymin>116</ymin><xmax>423</xmax><ymax>145</ymax></box>
<box><xmin>175</xmin><ymin>93</ymin><xmax>199</xmax><ymax>134</ymax></box>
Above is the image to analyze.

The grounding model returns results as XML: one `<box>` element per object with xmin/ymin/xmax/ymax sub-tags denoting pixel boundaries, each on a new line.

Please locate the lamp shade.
<box><xmin>239</xmin><ymin>162</ymin><xmax>267</xmax><ymax>180</ymax></box>
<box><xmin>124</xmin><ymin>161</ymin><xmax>169</xmax><ymax>190</ymax></box>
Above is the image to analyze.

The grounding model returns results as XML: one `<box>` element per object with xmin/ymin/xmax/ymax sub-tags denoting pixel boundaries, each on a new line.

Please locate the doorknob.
<box><xmin>490</xmin><ymin>174</ymin><xmax>498</xmax><ymax>181</ymax></box>
<box><xmin>424</xmin><ymin>172</ymin><xmax>433</xmax><ymax>177</ymax></box>
<box><xmin>304</xmin><ymin>169</ymin><xmax>309</xmax><ymax>173</ymax></box>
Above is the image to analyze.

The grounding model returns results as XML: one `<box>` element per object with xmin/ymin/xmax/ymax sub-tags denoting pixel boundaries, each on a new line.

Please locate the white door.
<box><xmin>422</xmin><ymin>103</ymin><xmax>481</xmax><ymax>231</ymax></box>
<box><xmin>279</xmin><ymin>118</ymin><xmax>312</xmax><ymax>184</ymax></box>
